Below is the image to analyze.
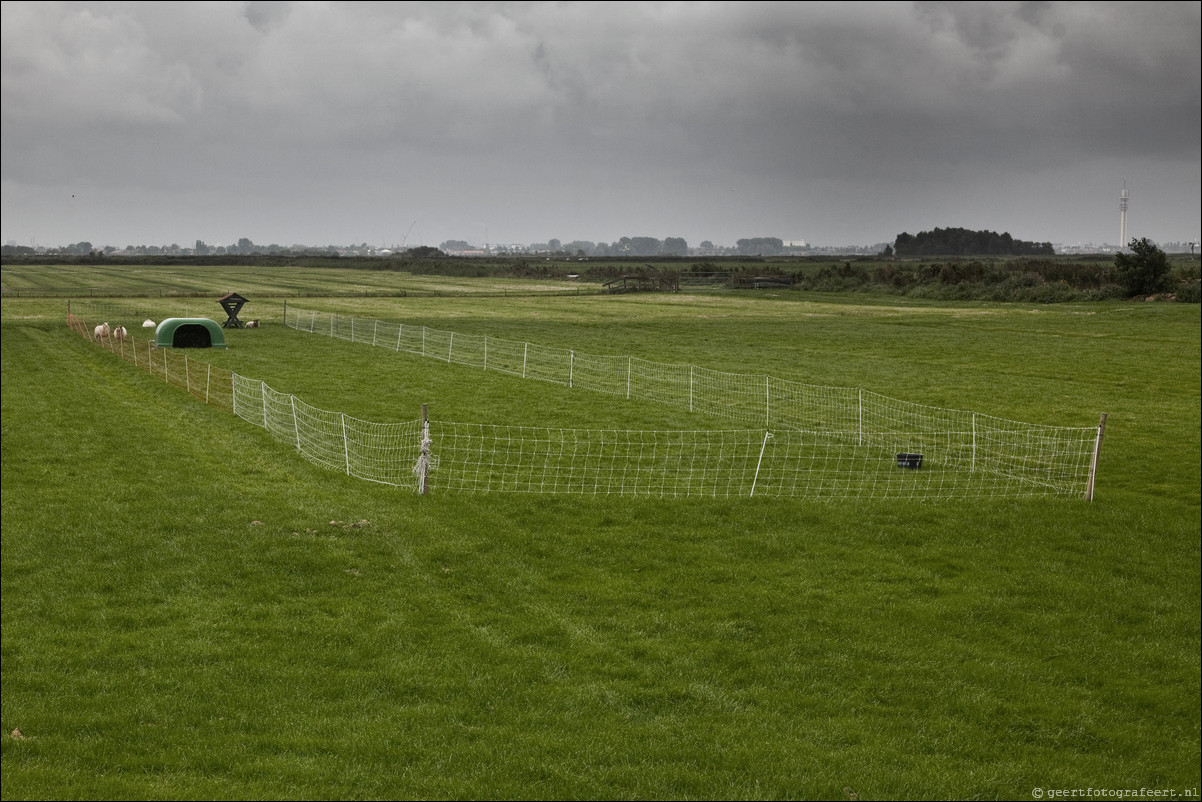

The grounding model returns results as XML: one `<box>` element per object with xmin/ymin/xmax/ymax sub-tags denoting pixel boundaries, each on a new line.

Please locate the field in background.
<box><xmin>2</xmin><ymin>266</ymin><xmax>1199</xmax><ymax>799</ymax></box>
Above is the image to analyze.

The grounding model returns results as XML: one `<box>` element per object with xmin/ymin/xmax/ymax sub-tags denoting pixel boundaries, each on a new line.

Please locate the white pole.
<box><xmin>627</xmin><ymin>357</ymin><xmax>632</xmax><ymax>400</ymax></box>
<box><xmin>523</xmin><ymin>343</ymin><xmax>528</xmax><ymax>379</ymax></box>
<box><xmin>570</xmin><ymin>350</ymin><xmax>574</xmax><ymax>388</ymax></box>
<box><xmin>261</xmin><ymin>380</ymin><xmax>268</xmax><ymax>429</ymax></box>
<box><xmin>291</xmin><ymin>396</ymin><xmax>301</xmax><ymax>450</ymax></box>
<box><xmin>972</xmin><ymin>413</ymin><xmax>977</xmax><ymax>472</ymax></box>
<box><xmin>689</xmin><ymin>366</ymin><xmax>694</xmax><ymax>413</ymax></box>
<box><xmin>765</xmin><ymin>376</ymin><xmax>770</xmax><ymax>428</ymax></box>
<box><xmin>418</xmin><ymin>404</ymin><xmax>430</xmax><ymax>495</ymax></box>
<box><xmin>751</xmin><ymin>431</ymin><xmax>773</xmax><ymax>497</ymax></box>
<box><xmin>341</xmin><ymin>413</ymin><xmax>351</xmax><ymax>475</ymax></box>
<box><xmin>373</xmin><ymin>319</ymin><xmax>378</xmax><ymax>347</ymax></box>
<box><xmin>449</xmin><ymin>332</ymin><xmax>454</xmax><ymax>362</ymax></box>
<box><xmin>858</xmin><ymin>389</ymin><xmax>863</xmax><ymax>446</ymax></box>
<box><xmin>484</xmin><ymin>336</ymin><xmax>488</xmax><ymax>372</ymax></box>
<box><xmin>396</xmin><ymin>323</ymin><xmax>403</xmax><ymax>352</ymax></box>
<box><xmin>1086</xmin><ymin>413</ymin><xmax>1107</xmax><ymax>501</ymax></box>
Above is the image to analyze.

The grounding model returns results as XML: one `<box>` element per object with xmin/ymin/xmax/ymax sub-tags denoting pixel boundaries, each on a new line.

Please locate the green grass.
<box><xmin>2</xmin><ymin>276</ymin><xmax>1199</xmax><ymax>800</ymax></box>
<box><xmin>0</xmin><ymin>261</ymin><xmax>606</xmax><ymax>299</ymax></box>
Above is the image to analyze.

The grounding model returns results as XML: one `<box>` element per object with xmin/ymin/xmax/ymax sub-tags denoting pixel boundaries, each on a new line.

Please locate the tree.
<box><xmin>661</xmin><ymin>237</ymin><xmax>688</xmax><ymax>256</ymax></box>
<box><xmin>1115</xmin><ymin>237</ymin><xmax>1170</xmax><ymax>296</ymax></box>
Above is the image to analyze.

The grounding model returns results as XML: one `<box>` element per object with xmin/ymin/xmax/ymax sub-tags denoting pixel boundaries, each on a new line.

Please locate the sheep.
<box><xmin>93</xmin><ymin>322</ymin><xmax>110</xmax><ymax>341</ymax></box>
<box><xmin>112</xmin><ymin>326</ymin><xmax>128</xmax><ymax>342</ymax></box>
<box><xmin>245</xmin><ymin>319</ymin><xmax>260</xmax><ymax>328</ymax></box>
<box><xmin>142</xmin><ymin>319</ymin><xmax>156</xmax><ymax>328</ymax></box>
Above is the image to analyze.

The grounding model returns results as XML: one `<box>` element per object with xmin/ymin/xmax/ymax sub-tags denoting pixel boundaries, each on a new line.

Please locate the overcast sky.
<box><xmin>2</xmin><ymin>1</ymin><xmax>1199</xmax><ymax>251</ymax></box>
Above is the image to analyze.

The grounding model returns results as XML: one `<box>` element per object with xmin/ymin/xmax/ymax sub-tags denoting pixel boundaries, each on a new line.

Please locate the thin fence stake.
<box><xmin>858</xmin><ymin>389</ymin><xmax>863</xmax><ymax>446</ymax></box>
<box><xmin>341</xmin><ymin>413</ymin><xmax>350</xmax><ymax>475</ymax></box>
<box><xmin>751</xmin><ymin>431</ymin><xmax>773</xmax><ymax>497</ymax></box>
<box><xmin>418</xmin><ymin>403</ymin><xmax>430</xmax><ymax>495</ymax></box>
<box><xmin>1086</xmin><ymin>413</ymin><xmax>1107</xmax><ymax>501</ymax></box>
<box><xmin>291</xmin><ymin>395</ymin><xmax>302</xmax><ymax>450</ymax></box>
<box><xmin>972</xmin><ymin>412</ymin><xmax>977</xmax><ymax>472</ymax></box>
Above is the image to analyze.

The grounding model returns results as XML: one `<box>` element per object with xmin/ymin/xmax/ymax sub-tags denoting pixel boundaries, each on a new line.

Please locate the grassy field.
<box><xmin>2</xmin><ymin>265</ymin><xmax>1199</xmax><ymax>800</ymax></box>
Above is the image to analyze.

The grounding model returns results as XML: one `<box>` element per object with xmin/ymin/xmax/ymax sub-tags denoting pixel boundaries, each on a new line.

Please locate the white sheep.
<box><xmin>112</xmin><ymin>326</ymin><xmax>128</xmax><ymax>342</ymax></box>
<box><xmin>245</xmin><ymin>319</ymin><xmax>260</xmax><ymax>328</ymax></box>
<box><xmin>142</xmin><ymin>319</ymin><xmax>156</xmax><ymax>328</ymax></box>
<box><xmin>93</xmin><ymin>322</ymin><xmax>110</xmax><ymax>341</ymax></box>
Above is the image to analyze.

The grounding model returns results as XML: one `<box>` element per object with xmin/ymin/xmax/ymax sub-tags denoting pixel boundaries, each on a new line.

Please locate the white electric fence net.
<box><xmin>278</xmin><ymin>306</ymin><xmax>1103</xmax><ymax>499</ymax></box>
<box><xmin>67</xmin><ymin>309</ymin><xmax>1103</xmax><ymax>499</ymax></box>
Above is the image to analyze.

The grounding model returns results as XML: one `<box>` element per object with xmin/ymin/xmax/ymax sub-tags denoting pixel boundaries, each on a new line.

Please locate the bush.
<box><xmin>1115</xmin><ymin>238</ymin><xmax>1171</xmax><ymax>296</ymax></box>
<box><xmin>1175</xmin><ymin>279</ymin><xmax>1201</xmax><ymax>304</ymax></box>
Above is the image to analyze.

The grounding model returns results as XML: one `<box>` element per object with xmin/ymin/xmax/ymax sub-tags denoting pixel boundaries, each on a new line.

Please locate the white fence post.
<box><xmin>291</xmin><ymin>396</ymin><xmax>302</xmax><ymax>450</ymax></box>
<box><xmin>972</xmin><ymin>413</ymin><xmax>977</xmax><ymax>472</ymax></box>
<box><xmin>1086</xmin><ymin>413</ymin><xmax>1107</xmax><ymax>501</ymax></box>
<box><xmin>341</xmin><ymin>413</ymin><xmax>351</xmax><ymax>475</ymax></box>
<box><xmin>751</xmin><ymin>431</ymin><xmax>773</xmax><ymax>497</ymax></box>
<box><xmin>858</xmin><ymin>389</ymin><xmax>863</xmax><ymax>446</ymax></box>
<box><xmin>418</xmin><ymin>403</ymin><xmax>430</xmax><ymax>495</ymax></box>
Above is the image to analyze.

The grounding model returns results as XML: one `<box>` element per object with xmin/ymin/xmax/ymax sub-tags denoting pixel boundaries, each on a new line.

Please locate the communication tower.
<box><xmin>1119</xmin><ymin>184</ymin><xmax>1129</xmax><ymax>250</ymax></box>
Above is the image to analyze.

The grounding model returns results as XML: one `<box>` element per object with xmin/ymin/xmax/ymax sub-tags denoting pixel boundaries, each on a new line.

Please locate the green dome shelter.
<box><xmin>154</xmin><ymin>318</ymin><xmax>227</xmax><ymax>349</ymax></box>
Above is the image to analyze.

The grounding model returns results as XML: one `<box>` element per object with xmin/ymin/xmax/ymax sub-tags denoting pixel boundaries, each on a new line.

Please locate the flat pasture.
<box><xmin>2</xmin><ymin>267</ymin><xmax>1198</xmax><ymax>800</ymax></box>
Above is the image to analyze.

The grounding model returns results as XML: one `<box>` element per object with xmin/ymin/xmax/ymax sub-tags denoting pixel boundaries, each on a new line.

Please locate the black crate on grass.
<box><xmin>897</xmin><ymin>453</ymin><xmax>923</xmax><ymax>469</ymax></box>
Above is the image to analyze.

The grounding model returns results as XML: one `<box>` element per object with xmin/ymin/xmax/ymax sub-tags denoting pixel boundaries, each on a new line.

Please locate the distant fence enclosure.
<box><xmin>65</xmin><ymin>308</ymin><xmax>1102</xmax><ymax>500</ymax></box>
<box><xmin>278</xmin><ymin>307</ymin><xmax>1104</xmax><ymax>499</ymax></box>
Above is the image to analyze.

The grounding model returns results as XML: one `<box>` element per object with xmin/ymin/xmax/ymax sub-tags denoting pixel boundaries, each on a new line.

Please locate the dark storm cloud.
<box><xmin>2</xmin><ymin>1</ymin><xmax>1198</xmax><ymax>248</ymax></box>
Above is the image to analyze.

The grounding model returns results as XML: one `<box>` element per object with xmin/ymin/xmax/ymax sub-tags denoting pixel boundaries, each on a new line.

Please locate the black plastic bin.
<box><xmin>896</xmin><ymin>453</ymin><xmax>923</xmax><ymax>469</ymax></box>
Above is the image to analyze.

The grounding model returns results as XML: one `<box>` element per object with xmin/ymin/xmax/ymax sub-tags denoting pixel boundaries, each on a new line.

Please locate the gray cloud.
<box><xmin>3</xmin><ymin>1</ymin><xmax>1198</xmax><ymax>249</ymax></box>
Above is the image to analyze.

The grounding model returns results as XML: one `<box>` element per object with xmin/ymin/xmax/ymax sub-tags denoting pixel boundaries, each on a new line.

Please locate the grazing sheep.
<box><xmin>93</xmin><ymin>322</ymin><xmax>110</xmax><ymax>341</ymax></box>
<box><xmin>142</xmin><ymin>319</ymin><xmax>156</xmax><ymax>328</ymax></box>
<box><xmin>113</xmin><ymin>325</ymin><xmax>128</xmax><ymax>342</ymax></box>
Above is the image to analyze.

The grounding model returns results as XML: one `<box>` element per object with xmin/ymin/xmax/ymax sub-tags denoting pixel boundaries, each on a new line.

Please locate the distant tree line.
<box><xmin>888</xmin><ymin>228</ymin><xmax>1055</xmax><ymax>257</ymax></box>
